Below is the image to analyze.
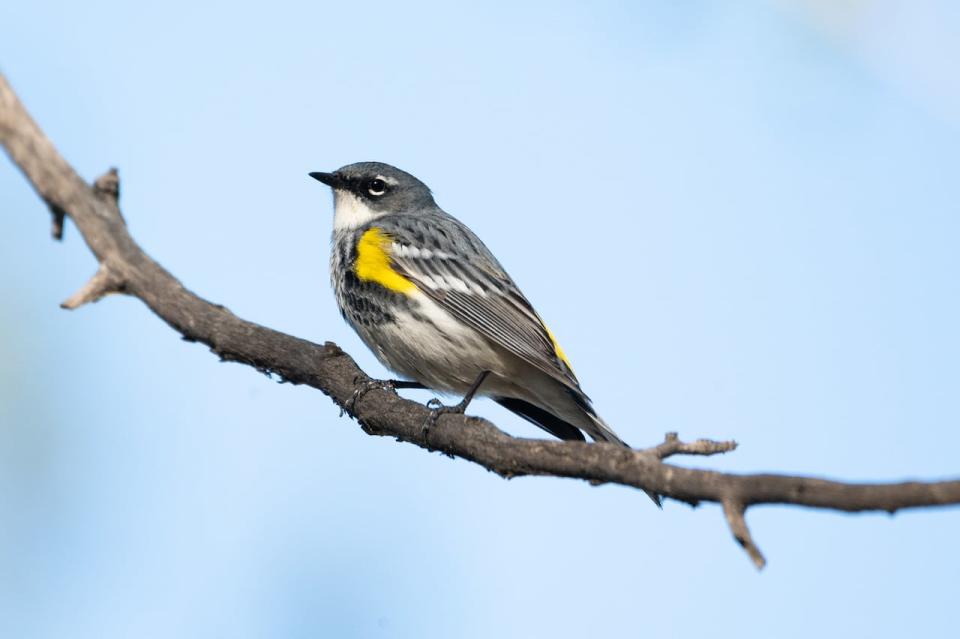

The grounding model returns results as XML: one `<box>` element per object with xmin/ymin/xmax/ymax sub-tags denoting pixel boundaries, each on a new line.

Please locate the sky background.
<box><xmin>2</xmin><ymin>1</ymin><xmax>959</xmax><ymax>637</ymax></box>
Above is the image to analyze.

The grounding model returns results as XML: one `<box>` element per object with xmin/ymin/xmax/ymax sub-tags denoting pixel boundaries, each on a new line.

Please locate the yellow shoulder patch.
<box><xmin>355</xmin><ymin>228</ymin><xmax>417</xmax><ymax>294</ymax></box>
<box><xmin>542</xmin><ymin>323</ymin><xmax>574</xmax><ymax>374</ymax></box>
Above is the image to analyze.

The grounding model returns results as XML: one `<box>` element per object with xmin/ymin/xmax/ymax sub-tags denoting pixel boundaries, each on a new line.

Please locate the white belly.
<box><xmin>356</xmin><ymin>291</ymin><xmax>508</xmax><ymax>394</ymax></box>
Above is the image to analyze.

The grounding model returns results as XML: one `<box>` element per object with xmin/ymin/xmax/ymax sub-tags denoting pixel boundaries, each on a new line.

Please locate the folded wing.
<box><xmin>378</xmin><ymin>214</ymin><xmax>584</xmax><ymax>395</ymax></box>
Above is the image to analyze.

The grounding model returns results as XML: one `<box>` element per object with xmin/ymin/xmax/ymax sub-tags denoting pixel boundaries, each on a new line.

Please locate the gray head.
<box><xmin>309</xmin><ymin>162</ymin><xmax>437</xmax><ymax>231</ymax></box>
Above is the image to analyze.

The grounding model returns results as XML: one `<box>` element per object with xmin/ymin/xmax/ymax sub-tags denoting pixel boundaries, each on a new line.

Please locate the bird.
<box><xmin>310</xmin><ymin>162</ymin><xmax>629</xmax><ymax>447</ymax></box>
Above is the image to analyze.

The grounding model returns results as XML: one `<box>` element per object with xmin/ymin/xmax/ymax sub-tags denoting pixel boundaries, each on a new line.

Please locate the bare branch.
<box><xmin>3</xmin><ymin>71</ymin><xmax>960</xmax><ymax>569</ymax></box>
<box><xmin>646</xmin><ymin>431</ymin><xmax>738</xmax><ymax>461</ymax></box>
<box><xmin>60</xmin><ymin>262</ymin><xmax>125</xmax><ymax>309</ymax></box>
<box><xmin>723</xmin><ymin>499</ymin><xmax>766</xmax><ymax>569</ymax></box>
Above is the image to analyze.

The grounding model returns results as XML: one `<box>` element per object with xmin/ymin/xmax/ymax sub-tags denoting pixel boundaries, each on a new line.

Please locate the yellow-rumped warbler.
<box><xmin>310</xmin><ymin>162</ymin><xmax>627</xmax><ymax>445</ymax></box>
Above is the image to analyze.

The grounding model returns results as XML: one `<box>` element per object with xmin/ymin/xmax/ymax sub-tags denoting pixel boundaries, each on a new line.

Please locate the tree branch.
<box><xmin>2</xmin><ymin>72</ymin><xmax>959</xmax><ymax>569</ymax></box>
<box><xmin>723</xmin><ymin>499</ymin><xmax>765</xmax><ymax>569</ymax></box>
<box><xmin>60</xmin><ymin>263</ymin><xmax>125</xmax><ymax>309</ymax></box>
<box><xmin>647</xmin><ymin>431</ymin><xmax>737</xmax><ymax>460</ymax></box>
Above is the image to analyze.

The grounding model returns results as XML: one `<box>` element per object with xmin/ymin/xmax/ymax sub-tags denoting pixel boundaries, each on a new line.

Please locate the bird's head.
<box><xmin>310</xmin><ymin>162</ymin><xmax>435</xmax><ymax>230</ymax></box>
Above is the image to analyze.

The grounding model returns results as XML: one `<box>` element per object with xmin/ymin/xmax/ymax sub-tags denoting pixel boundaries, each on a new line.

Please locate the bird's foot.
<box><xmin>343</xmin><ymin>378</ymin><xmax>423</xmax><ymax>415</ymax></box>
<box><xmin>421</xmin><ymin>396</ymin><xmax>472</xmax><ymax>442</ymax></box>
<box><xmin>420</xmin><ymin>371</ymin><xmax>490</xmax><ymax>444</ymax></box>
<box><xmin>344</xmin><ymin>378</ymin><xmax>393</xmax><ymax>415</ymax></box>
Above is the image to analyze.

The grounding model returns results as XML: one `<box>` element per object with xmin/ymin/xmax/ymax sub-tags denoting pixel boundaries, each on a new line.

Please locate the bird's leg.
<box><xmin>422</xmin><ymin>371</ymin><xmax>490</xmax><ymax>440</ymax></box>
<box><xmin>344</xmin><ymin>377</ymin><xmax>427</xmax><ymax>415</ymax></box>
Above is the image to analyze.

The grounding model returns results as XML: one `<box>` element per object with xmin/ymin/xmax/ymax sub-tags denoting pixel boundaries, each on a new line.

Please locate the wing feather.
<box><xmin>377</xmin><ymin>216</ymin><xmax>581</xmax><ymax>391</ymax></box>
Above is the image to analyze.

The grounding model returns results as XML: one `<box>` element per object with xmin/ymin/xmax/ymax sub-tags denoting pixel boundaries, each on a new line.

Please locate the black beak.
<box><xmin>309</xmin><ymin>171</ymin><xmax>343</xmax><ymax>188</ymax></box>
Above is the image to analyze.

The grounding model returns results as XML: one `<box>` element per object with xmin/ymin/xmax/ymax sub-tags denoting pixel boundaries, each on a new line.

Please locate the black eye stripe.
<box><xmin>365</xmin><ymin>178</ymin><xmax>387</xmax><ymax>196</ymax></box>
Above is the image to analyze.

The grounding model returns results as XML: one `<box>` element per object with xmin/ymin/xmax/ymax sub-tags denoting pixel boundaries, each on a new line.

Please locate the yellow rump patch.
<box><xmin>543</xmin><ymin>323</ymin><xmax>574</xmax><ymax>373</ymax></box>
<box><xmin>355</xmin><ymin>227</ymin><xmax>417</xmax><ymax>294</ymax></box>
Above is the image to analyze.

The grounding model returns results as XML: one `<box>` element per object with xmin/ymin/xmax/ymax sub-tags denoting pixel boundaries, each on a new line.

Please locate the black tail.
<box><xmin>494</xmin><ymin>397</ymin><xmax>586</xmax><ymax>442</ymax></box>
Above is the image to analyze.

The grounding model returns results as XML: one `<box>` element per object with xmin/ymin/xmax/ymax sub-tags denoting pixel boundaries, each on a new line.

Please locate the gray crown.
<box><xmin>310</xmin><ymin>162</ymin><xmax>437</xmax><ymax>213</ymax></box>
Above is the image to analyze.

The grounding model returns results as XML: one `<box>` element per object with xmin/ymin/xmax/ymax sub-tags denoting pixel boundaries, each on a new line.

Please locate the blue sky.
<box><xmin>2</xmin><ymin>1</ymin><xmax>959</xmax><ymax>637</ymax></box>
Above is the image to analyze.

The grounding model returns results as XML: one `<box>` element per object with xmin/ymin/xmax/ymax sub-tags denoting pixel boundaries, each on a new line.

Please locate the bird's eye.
<box><xmin>366</xmin><ymin>178</ymin><xmax>387</xmax><ymax>196</ymax></box>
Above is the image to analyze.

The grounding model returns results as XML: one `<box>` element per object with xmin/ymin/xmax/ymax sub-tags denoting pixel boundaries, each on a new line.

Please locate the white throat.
<box><xmin>333</xmin><ymin>190</ymin><xmax>380</xmax><ymax>231</ymax></box>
